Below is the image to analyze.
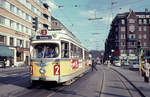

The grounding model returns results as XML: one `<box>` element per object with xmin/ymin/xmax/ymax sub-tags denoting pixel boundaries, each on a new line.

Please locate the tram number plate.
<box><xmin>39</xmin><ymin>77</ymin><xmax>46</xmax><ymax>80</ymax></box>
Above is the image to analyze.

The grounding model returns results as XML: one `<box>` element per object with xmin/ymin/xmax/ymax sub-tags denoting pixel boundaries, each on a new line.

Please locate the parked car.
<box><xmin>123</xmin><ymin>61</ymin><xmax>129</xmax><ymax>66</ymax></box>
<box><xmin>114</xmin><ymin>60</ymin><xmax>121</xmax><ymax>67</ymax></box>
<box><xmin>129</xmin><ymin>61</ymin><xmax>139</xmax><ymax>70</ymax></box>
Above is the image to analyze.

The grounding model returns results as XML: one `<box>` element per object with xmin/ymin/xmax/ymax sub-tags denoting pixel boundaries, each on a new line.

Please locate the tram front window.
<box><xmin>33</xmin><ymin>43</ymin><xmax>59</xmax><ymax>58</ymax></box>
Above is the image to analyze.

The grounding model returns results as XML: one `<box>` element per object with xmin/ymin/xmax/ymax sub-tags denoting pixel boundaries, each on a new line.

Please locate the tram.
<box><xmin>30</xmin><ymin>29</ymin><xmax>91</xmax><ymax>84</ymax></box>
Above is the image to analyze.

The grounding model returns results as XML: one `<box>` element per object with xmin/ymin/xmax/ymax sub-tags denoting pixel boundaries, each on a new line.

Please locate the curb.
<box><xmin>0</xmin><ymin>66</ymin><xmax>29</xmax><ymax>72</ymax></box>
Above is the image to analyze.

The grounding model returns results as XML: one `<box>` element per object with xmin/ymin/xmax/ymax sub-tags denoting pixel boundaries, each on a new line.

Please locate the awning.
<box><xmin>0</xmin><ymin>46</ymin><xmax>13</xmax><ymax>57</ymax></box>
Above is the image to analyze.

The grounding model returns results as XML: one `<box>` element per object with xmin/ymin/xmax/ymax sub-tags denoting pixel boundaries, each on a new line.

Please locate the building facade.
<box><xmin>105</xmin><ymin>9</ymin><xmax>150</xmax><ymax>61</ymax></box>
<box><xmin>0</xmin><ymin>0</ymin><xmax>51</xmax><ymax>67</ymax></box>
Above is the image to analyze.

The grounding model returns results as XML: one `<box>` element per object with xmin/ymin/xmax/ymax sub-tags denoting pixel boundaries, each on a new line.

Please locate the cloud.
<box><xmin>79</xmin><ymin>9</ymin><xmax>97</xmax><ymax>18</ymax></box>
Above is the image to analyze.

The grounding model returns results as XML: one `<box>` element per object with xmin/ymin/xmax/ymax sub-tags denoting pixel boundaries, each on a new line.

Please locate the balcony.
<box><xmin>128</xmin><ymin>38</ymin><xmax>136</xmax><ymax>41</ymax></box>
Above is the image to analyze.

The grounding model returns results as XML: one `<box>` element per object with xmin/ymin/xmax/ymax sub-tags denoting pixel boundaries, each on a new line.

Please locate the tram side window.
<box><xmin>84</xmin><ymin>51</ymin><xmax>89</xmax><ymax>60</ymax></box>
<box><xmin>79</xmin><ymin>48</ymin><xmax>83</xmax><ymax>58</ymax></box>
<box><xmin>61</xmin><ymin>41</ymin><xmax>69</xmax><ymax>58</ymax></box>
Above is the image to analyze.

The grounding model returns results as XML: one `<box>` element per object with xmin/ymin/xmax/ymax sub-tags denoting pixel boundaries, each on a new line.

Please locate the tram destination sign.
<box><xmin>36</xmin><ymin>35</ymin><xmax>52</xmax><ymax>40</ymax></box>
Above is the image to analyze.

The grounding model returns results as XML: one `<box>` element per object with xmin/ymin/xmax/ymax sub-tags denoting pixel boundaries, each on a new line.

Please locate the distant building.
<box><xmin>0</xmin><ymin>0</ymin><xmax>51</xmax><ymax>66</ymax></box>
<box><xmin>105</xmin><ymin>8</ymin><xmax>150</xmax><ymax>61</ymax></box>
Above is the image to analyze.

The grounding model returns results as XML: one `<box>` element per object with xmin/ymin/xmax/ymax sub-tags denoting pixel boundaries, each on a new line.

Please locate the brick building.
<box><xmin>0</xmin><ymin>0</ymin><xmax>51</xmax><ymax>67</ymax></box>
<box><xmin>104</xmin><ymin>9</ymin><xmax>150</xmax><ymax>61</ymax></box>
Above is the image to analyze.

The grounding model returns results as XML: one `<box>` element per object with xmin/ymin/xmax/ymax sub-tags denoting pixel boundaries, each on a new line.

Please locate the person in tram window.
<box><xmin>142</xmin><ymin>59</ymin><xmax>150</xmax><ymax>83</ymax></box>
<box><xmin>45</xmin><ymin>47</ymin><xmax>57</xmax><ymax>58</ymax></box>
<box><xmin>37</xmin><ymin>48</ymin><xmax>43</xmax><ymax>58</ymax></box>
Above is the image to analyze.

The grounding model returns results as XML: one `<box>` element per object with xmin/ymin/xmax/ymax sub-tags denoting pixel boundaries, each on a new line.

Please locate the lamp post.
<box><xmin>111</xmin><ymin>49</ymin><xmax>114</xmax><ymax>63</ymax></box>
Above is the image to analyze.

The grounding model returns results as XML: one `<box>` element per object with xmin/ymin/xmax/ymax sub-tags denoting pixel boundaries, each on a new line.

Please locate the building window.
<box><xmin>0</xmin><ymin>0</ymin><xmax>6</xmax><ymax>8</ymax></box>
<box><xmin>143</xmin><ymin>26</ymin><xmax>146</xmax><ymax>31</ymax></box>
<box><xmin>138</xmin><ymin>26</ymin><xmax>142</xmax><ymax>31</ymax></box>
<box><xmin>121</xmin><ymin>19</ymin><xmax>125</xmax><ymax>25</ymax></box>
<box><xmin>143</xmin><ymin>34</ymin><xmax>147</xmax><ymax>39</ymax></box>
<box><xmin>0</xmin><ymin>15</ymin><xmax>5</xmax><ymax>25</ymax></box>
<box><xmin>129</xmin><ymin>34</ymin><xmax>135</xmax><ymax>38</ymax></box>
<box><xmin>0</xmin><ymin>35</ymin><xmax>6</xmax><ymax>45</ymax></box>
<box><xmin>26</xmin><ymin>27</ymin><xmax>29</xmax><ymax>33</ymax></box>
<box><xmin>129</xmin><ymin>24</ymin><xmax>135</xmax><ymax>32</ymax></box>
<box><xmin>10</xmin><ymin>20</ymin><xmax>14</xmax><ymax>28</ymax></box>
<box><xmin>17</xmin><ymin>39</ymin><xmax>24</xmax><ymax>47</ymax></box>
<box><xmin>143</xmin><ymin>19</ymin><xmax>147</xmax><ymax>24</ymax></box>
<box><xmin>131</xmin><ymin>42</ymin><xmax>135</xmax><ymax>46</ymax></box>
<box><xmin>121</xmin><ymin>42</ymin><xmax>125</xmax><ymax>46</ymax></box>
<box><xmin>10</xmin><ymin>4</ymin><xmax>14</xmax><ymax>12</ymax></box>
<box><xmin>138</xmin><ymin>19</ymin><xmax>142</xmax><ymax>24</ymax></box>
<box><xmin>26</xmin><ymin>13</ymin><xmax>29</xmax><ymax>21</ymax></box>
<box><xmin>26</xmin><ymin>41</ymin><xmax>30</xmax><ymax>48</ymax></box>
<box><xmin>144</xmin><ymin>42</ymin><xmax>147</xmax><ymax>47</ymax></box>
<box><xmin>21</xmin><ymin>25</ymin><xmax>24</xmax><ymax>32</ymax></box>
<box><xmin>121</xmin><ymin>27</ymin><xmax>125</xmax><ymax>32</ymax></box>
<box><xmin>10</xmin><ymin>37</ymin><xmax>14</xmax><ymax>46</ymax></box>
<box><xmin>129</xmin><ymin>19</ymin><xmax>135</xmax><ymax>23</ymax></box>
<box><xmin>139</xmin><ymin>34</ymin><xmax>142</xmax><ymax>39</ymax></box>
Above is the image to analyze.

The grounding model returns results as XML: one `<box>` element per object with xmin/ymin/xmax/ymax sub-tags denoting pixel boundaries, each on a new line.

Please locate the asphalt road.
<box><xmin>0</xmin><ymin>65</ymin><xmax>143</xmax><ymax>97</ymax></box>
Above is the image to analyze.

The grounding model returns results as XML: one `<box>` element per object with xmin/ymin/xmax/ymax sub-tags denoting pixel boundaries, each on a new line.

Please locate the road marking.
<box><xmin>0</xmin><ymin>74</ymin><xmax>8</xmax><ymax>77</ymax></box>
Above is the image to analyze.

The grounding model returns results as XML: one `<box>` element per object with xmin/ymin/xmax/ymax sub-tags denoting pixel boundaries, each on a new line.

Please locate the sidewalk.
<box><xmin>0</xmin><ymin>66</ymin><xmax>29</xmax><ymax>72</ymax></box>
<box><xmin>111</xmin><ymin>66</ymin><xmax>150</xmax><ymax>97</ymax></box>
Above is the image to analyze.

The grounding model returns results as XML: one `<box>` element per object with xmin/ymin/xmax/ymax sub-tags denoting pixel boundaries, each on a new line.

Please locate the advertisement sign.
<box><xmin>71</xmin><ymin>59</ymin><xmax>79</xmax><ymax>70</ymax></box>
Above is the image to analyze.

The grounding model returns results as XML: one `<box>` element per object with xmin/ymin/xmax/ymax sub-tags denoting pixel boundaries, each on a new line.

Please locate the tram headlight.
<box><xmin>39</xmin><ymin>68</ymin><xmax>46</xmax><ymax>74</ymax></box>
<box><xmin>52</xmin><ymin>33</ymin><xmax>57</xmax><ymax>38</ymax></box>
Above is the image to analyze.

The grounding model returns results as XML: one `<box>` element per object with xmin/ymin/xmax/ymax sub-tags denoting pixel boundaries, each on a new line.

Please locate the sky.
<box><xmin>48</xmin><ymin>0</ymin><xmax>150</xmax><ymax>51</ymax></box>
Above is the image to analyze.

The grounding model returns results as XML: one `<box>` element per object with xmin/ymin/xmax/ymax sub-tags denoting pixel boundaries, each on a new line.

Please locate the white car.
<box><xmin>114</xmin><ymin>61</ymin><xmax>121</xmax><ymax>67</ymax></box>
<box><xmin>129</xmin><ymin>62</ymin><xmax>139</xmax><ymax>70</ymax></box>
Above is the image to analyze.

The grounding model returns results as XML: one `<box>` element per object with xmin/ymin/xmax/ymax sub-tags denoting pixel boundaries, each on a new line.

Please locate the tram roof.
<box><xmin>31</xmin><ymin>29</ymin><xmax>82</xmax><ymax>46</ymax></box>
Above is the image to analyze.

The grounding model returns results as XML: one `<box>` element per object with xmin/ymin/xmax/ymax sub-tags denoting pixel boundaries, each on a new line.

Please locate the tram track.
<box><xmin>111</xmin><ymin>67</ymin><xmax>146</xmax><ymax>97</ymax></box>
<box><xmin>98</xmin><ymin>66</ymin><xmax>145</xmax><ymax>97</ymax></box>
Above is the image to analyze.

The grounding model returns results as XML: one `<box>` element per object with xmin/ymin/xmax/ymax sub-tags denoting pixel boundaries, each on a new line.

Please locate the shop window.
<box><xmin>16</xmin><ymin>51</ymin><xmax>24</xmax><ymax>61</ymax></box>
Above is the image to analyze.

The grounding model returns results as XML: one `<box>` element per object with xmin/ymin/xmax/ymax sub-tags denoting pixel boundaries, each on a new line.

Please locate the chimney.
<box><xmin>145</xmin><ymin>8</ymin><xmax>148</xmax><ymax>13</ymax></box>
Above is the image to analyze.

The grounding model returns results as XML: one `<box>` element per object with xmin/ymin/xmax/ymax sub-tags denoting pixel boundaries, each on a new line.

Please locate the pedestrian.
<box><xmin>142</xmin><ymin>59</ymin><xmax>150</xmax><ymax>83</ymax></box>
<box><xmin>107</xmin><ymin>60</ymin><xmax>111</xmax><ymax>68</ymax></box>
<box><xmin>91</xmin><ymin>59</ymin><xmax>97</xmax><ymax>71</ymax></box>
<box><xmin>3</xmin><ymin>57</ymin><xmax>7</xmax><ymax>68</ymax></box>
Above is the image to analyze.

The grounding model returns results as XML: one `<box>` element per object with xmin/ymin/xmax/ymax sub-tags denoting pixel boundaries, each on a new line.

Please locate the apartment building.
<box><xmin>0</xmin><ymin>0</ymin><xmax>51</xmax><ymax>67</ymax></box>
<box><xmin>104</xmin><ymin>9</ymin><xmax>150</xmax><ymax>61</ymax></box>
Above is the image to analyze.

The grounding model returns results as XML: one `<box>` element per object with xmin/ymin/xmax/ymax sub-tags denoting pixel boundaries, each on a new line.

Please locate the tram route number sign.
<box><xmin>54</xmin><ymin>64</ymin><xmax>60</xmax><ymax>75</ymax></box>
<box><xmin>36</xmin><ymin>35</ymin><xmax>52</xmax><ymax>40</ymax></box>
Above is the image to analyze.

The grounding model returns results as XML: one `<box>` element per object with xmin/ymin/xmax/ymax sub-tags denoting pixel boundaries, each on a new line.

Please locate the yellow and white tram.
<box><xmin>30</xmin><ymin>29</ymin><xmax>91</xmax><ymax>83</ymax></box>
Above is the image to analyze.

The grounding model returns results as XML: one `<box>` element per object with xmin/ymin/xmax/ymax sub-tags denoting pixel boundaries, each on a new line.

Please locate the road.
<box><xmin>0</xmin><ymin>65</ymin><xmax>144</xmax><ymax>97</ymax></box>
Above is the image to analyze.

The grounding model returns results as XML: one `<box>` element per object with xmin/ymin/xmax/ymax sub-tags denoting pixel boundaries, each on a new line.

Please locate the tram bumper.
<box><xmin>31</xmin><ymin>76</ymin><xmax>60</xmax><ymax>82</ymax></box>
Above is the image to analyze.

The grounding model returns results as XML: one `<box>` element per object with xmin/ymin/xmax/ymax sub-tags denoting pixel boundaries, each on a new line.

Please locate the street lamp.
<box><xmin>111</xmin><ymin>49</ymin><xmax>114</xmax><ymax>63</ymax></box>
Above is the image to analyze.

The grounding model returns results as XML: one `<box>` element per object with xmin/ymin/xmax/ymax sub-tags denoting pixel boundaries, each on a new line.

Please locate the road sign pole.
<box><xmin>139</xmin><ymin>53</ymin><xmax>141</xmax><ymax>74</ymax></box>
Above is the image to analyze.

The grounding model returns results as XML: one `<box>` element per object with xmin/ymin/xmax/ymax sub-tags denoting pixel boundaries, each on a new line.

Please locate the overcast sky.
<box><xmin>50</xmin><ymin>0</ymin><xmax>150</xmax><ymax>51</ymax></box>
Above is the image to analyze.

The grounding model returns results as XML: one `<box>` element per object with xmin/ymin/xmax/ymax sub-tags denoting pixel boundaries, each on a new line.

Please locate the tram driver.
<box><xmin>45</xmin><ymin>47</ymin><xmax>57</xmax><ymax>58</ymax></box>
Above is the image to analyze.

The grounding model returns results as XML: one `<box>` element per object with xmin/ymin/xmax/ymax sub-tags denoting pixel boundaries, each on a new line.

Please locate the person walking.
<box><xmin>107</xmin><ymin>60</ymin><xmax>111</xmax><ymax>68</ymax></box>
<box><xmin>91</xmin><ymin>59</ymin><xmax>97</xmax><ymax>71</ymax></box>
<box><xmin>142</xmin><ymin>59</ymin><xmax>150</xmax><ymax>83</ymax></box>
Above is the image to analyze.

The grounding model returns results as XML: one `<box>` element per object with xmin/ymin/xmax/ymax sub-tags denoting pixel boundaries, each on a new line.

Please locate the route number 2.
<box><xmin>54</xmin><ymin>64</ymin><xmax>60</xmax><ymax>75</ymax></box>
